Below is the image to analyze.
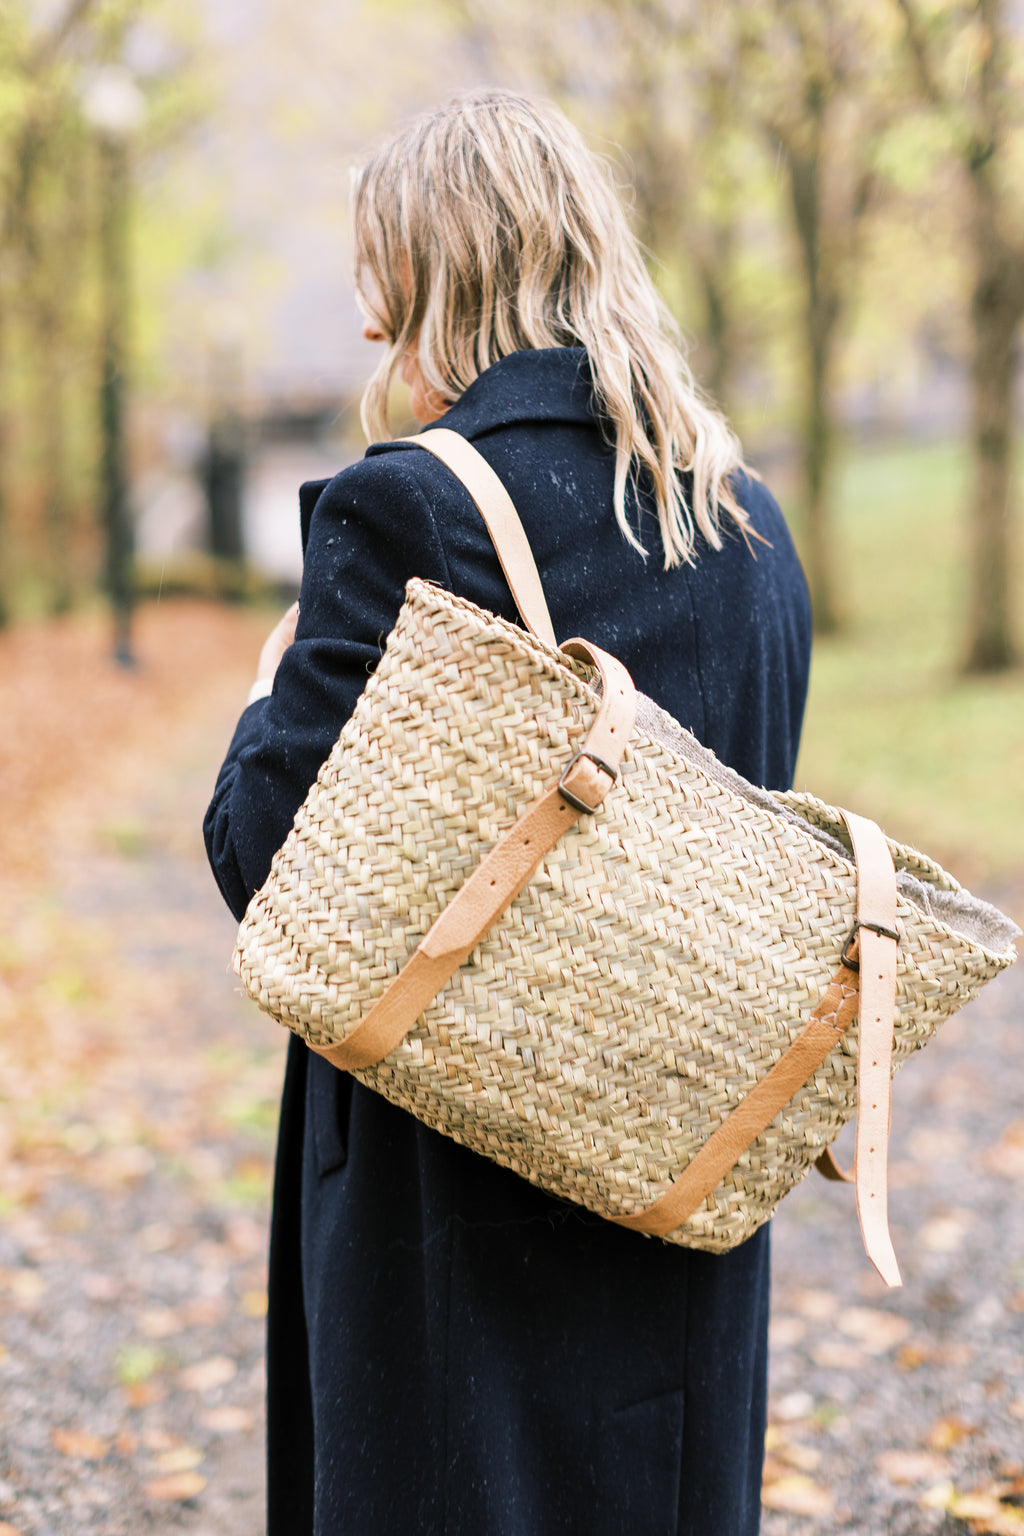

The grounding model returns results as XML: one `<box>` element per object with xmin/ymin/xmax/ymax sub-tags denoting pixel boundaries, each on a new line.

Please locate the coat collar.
<box><xmin>422</xmin><ymin>347</ymin><xmax>596</xmax><ymax>439</ymax></box>
<box><xmin>300</xmin><ymin>349</ymin><xmax>596</xmax><ymax>547</ymax></box>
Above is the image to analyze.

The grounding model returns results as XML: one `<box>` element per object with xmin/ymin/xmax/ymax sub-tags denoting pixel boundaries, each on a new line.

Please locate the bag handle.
<box><xmin>398</xmin><ymin>428</ymin><xmax>558</xmax><ymax>649</ymax></box>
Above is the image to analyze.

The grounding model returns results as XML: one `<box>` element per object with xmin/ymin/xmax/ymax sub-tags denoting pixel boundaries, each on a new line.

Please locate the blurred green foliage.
<box><xmin>794</xmin><ymin>437</ymin><xmax>1024</xmax><ymax>884</ymax></box>
<box><xmin>0</xmin><ymin>0</ymin><xmax>211</xmax><ymax>620</ymax></box>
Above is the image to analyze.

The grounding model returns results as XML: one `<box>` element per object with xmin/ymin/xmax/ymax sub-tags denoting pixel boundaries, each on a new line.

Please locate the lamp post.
<box><xmin>82</xmin><ymin>66</ymin><xmax>144</xmax><ymax>667</ymax></box>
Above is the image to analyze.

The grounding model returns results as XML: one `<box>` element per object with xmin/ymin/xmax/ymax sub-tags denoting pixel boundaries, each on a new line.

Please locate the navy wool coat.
<box><xmin>205</xmin><ymin>349</ymin><xmax>812</xmax><ymax>1536</ymax></box>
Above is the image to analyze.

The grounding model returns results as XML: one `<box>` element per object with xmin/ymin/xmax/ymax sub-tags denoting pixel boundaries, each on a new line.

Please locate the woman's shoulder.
<box><xmin>722</xmin><ymin>468</ymin><xmax>807</xmax><ymax>588</ymax></box>
<box><xmin>729</xmin><ymin>467</ymin><xmax>788</xmax><ymax>536</ymax></box>
<box><xmin>302</xmin><ymin>440</ymin><xmax>445</xmax><ymax>516</ymax></box>
<box><xmin>298</xmin><ymin>441</ymin><xmax>464</xmax><ymax>556</ymax></box>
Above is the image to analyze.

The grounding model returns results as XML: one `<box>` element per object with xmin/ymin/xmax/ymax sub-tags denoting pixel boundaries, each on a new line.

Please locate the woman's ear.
<box><xmin>355</xmin><ymin>278</ymin><xmax>390</xmax><ymax>345</ymax></box>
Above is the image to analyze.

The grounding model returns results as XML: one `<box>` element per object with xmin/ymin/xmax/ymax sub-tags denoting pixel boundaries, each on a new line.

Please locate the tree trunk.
<box><xmin>0</xmin><ymin>290</ymin><xmax>10</xmax><ymax>628</ymax></box>
<box><xmin>788</xmin><ymin>148</ymin><xmax>842</xmax><ymax>635</ymax></box>
<box><xmin>803</xmin><ymin>292</ymin><xmax>840</xmax><ymax>635</ymax></box>
<box><xmin>696</xmin><ymin>220</ymin><xmax>735</xmax><ymax>412</ymax></box>
<box><xmin>38</xmin><ymin>305</ymin><xmax>74</xmax><ymax>613</ymax></box>
<box><xmin>97</xmin><ymin>136</ymin><xmax>135</xmax><ymax>665</ymax></box>
<box><xmin>963</xmin><ymin>232</ymin><xmax>1021</xmax><ymax>672</ymax></box>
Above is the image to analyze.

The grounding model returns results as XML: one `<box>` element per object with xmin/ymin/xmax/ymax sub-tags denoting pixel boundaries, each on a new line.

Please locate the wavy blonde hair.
<box><xmin>352</xmin><ymin>89</ymin><xmax>753</xmax><ymax>567</ymax></box>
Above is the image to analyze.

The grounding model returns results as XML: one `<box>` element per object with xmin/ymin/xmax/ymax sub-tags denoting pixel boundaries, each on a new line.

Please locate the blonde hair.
<box><xmin>352</xmin><ymin>89</ymin><xmax>753</xmax><ymax>567</ymax></box>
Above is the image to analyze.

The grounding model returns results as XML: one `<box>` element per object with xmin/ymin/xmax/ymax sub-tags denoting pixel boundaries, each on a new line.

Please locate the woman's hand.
<box><xmin>257</xmin><ymin>601</ymin><xmax>300</xmax><ymax>684</ymax></box>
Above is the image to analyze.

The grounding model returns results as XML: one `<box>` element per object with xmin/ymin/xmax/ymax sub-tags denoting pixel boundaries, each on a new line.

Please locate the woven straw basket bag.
<box><xmin>235</xmin><ymin>430</ymin><xmax>1019</xmax><ymax>1285</ymax></box>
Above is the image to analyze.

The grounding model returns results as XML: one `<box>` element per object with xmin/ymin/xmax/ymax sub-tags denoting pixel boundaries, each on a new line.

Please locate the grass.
<box><xmin>790</xmin><ymin>438</ymin><xmax>1023</xmax><ymax>896</ymax></box>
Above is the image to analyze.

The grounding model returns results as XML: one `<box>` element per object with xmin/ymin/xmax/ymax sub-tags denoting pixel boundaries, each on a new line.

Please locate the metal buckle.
<box><xmin>840</xmin><ymin>919</ymin><xmax>900</xmax><ymax>972</ymax></box>
<box><xmin>557</xmin><ymin>750</ymin><xmax>618</xmax><ymax>815</ymax></box>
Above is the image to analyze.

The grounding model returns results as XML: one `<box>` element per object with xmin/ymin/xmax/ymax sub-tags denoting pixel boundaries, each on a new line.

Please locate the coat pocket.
<box><xmin>306</xmin><ymin>1055</ymin><xmax>351</xmax><ymax>1176</ymax></box>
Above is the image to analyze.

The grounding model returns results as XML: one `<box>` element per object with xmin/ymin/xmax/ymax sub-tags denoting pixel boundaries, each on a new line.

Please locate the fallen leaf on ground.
<box><xmin>981</xmin><ymin>1121</ymin><xmax>1024</xmax><ymax>1180</ymax></box>
<box><xmin>929</xmin><ymin>1415</ymin><xmax>975</xmax><ymax>1450</ymax></box>
<box><xmin>762</xmin><ymin>1456</ymin><xmax>790</xmax><ymax>1485</ymax></box>
<box><xmin>909</xmin><ymin>1127</ymin><xmax>968</xmax><ymax>1163</ymax></box>
<box><xmin>153</xmin><ymin>1447</ymin><xmax>203</xmax><ymax>1474</ymax></box>
<box><xmin>811</xmin><ymin>1340</ymin><xmax>866</xmax><ymax>1370</ymax></box>
<box><xmin>790</xmin><ymin>1289</ymin><xmax>837</xmax><ymax>1321</ymax></box>
<box><xmin>965</xmin><ymin>1513</ymin><xmax>1024</xmax><ymax>1535</ymax></box>
<box><xmin>919</xmin><ymin>1211</ymin><xmax>972</xmax><ymax>1252</ymax></box>
<box><xmin>138</xmin><ymin>1223</ymin><xmax>176</xmax><ymax>1254</ymax></box>
<box><xmin>774</xmin><ymin>1441</ymin><xmax>822</xmax><ymax>1473</ymax></box>
<box><xmin>143</xmin><ymin>1472</ymin><xmax>206</xmax><ymax>1502</ymax></box>
<box><xmin>771</xmin><ymin>1390</ymin><xmax>815</xmax><ymax>1423</ymax></box>
<box><xmin>920</xmin><ymin>1481</ymin><xmax>957</xmax><ymax>1510</ymax></box>
<box><xmin>139</xmin><ymin>1308</ymin><xmax>181</xmax><ymax>1339</ymax></box>
<box><xmin>178</xmin><ymin>1355</ymin><xmax>236</xmax><ymax>1392</ymax></box>
<box><xmin>769</xmin><ymin>1315</ymin><xmax>806</xmax><ymax>1348</ymax></box>
<box><xmin>933</xmin><ymin>1069</ymin><xmax>987</xmax><ymax>1107</ymax></box>
<box><xmin>142</xmin><ymin>1430</ymin><xmax>183</xmax><ymax>1453</ymax></box>
<box><xmin>918</xmin><ymin>1480</ymin><xmax>1024</xmax><ymax>1533</ymax></box>
<box><xmin>950</xmin><ymin>1489</ymin><xmax>1024</xmax><ymax>1534</ymax></box>
<box><xmin>51</xmin><ymin>1429</ymin><xmax>109</xmax><ymax>1461</ymax></box>
<box><xmin>88</xmin><ymin>1143</ymin><xmax>154</xmax><ymax>1187</ymax></box>
<box><xmin>201</xmin><ymin>1406</ymin><xmax>254</xmax><ymax>1434</ymax></box>
<box><xmin>122</xmin><ymin>1382</ymin><xmax>166</xmax><ymax>1408</ymax></box>
<box><xmin>836</xmin><ymin>1306</ymin><xmax>911</xmax><ymax>1354</ymax></box>
<box><xmin>932</xmin><ymin>1342</ymin><xmax>975</xmax><ymax>1368</ymax></box>
<box><xmin>80</xmin><ymin>1272</ymin><xmax>121</xmax><ymax>1301</ymax></box>
<box><xmin>0</xmin><ymin>1269</ymin><xmax>46</xmax><ymax>1303</ymax></box>
<box><xmin>180</xmin><ymin>1296</ymin><xmax>226</xmax><ymax>1327</ymax></box>
<box><xmin>115</xmin><ymin>1344</ymin><xmax>165</xmax><ymax>1386</ymax></box>
<box><xmin>888</xmin><ymin>1158</ymin><xmax>924</xmax><ymax>1188</ymax></box>
<box><xmin>0</xmin><ymin>1523</ymin><xmax>25</xmax><ymax>1536</ymax></box>
<box><xmin>761</xmin><ymin>1474</ymin><xmax>834</xmax><ymax>1516</ymax></box>
<box><xmin>876</xmin><ymin>1450</ymin><xmax>949</xmax><ymax>1485</ymax></box>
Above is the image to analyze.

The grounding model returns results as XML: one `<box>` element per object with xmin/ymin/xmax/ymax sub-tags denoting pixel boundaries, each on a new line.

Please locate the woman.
<box><xmin>206</xmin><ymin>89</ymin><xmax>811</xmax><ymax>1536</ymax></box>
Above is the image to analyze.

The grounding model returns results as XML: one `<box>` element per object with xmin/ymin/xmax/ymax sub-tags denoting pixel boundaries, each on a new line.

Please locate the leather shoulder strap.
<box><xmin>398</xmin><ymin>427</ymin><xmax>558</xmax><ymax>649</ymax></box>
<box><xmin>306</xmin><ymin>637</ymin><xmax>636</xmax><ymax>1074</ymax></box>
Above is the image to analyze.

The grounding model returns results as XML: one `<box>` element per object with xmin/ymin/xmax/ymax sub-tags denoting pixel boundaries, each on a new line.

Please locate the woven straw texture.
<box><xmin>235</xmin><ymin>579</ymin><xmax>1018</xmax><ymax>1251</ymax></box>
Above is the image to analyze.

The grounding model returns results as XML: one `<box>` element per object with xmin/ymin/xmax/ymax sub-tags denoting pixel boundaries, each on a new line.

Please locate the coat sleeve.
<box><xmin>203</xmin><ymin>452</ymin><xmax>453</xmax><ymax>922</ymax></box>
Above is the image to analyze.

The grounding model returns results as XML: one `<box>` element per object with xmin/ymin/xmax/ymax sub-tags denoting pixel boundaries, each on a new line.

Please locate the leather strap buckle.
<box><xmin>840</xmin><ymin>919</ymin><xmax>900</xmax><ymax>972</ymax></box>
<box><xmin>557</xmin><ymin>751</ymin><xmax>618</xmax><ymax>814</ymax></box>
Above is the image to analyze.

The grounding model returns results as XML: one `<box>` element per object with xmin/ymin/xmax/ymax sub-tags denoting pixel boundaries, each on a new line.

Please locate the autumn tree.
<box><xmin>897</xmin><ymin>0</ymin><xmax>1022</xmax><ymax>672</ymax></box>
<box><xmin>14</xmin><ymin>85</ymin><xmax>93</xmax><ymax>615</ymax></box>
<box><xmin>727</xmin><ymin>0</ymin><xmax>908</xmax><ymax>634</ymax></box>
<box><xmin>445</xmin><ymin>0</ymin><xmax>763</xmax><ymax>417</ymax></box>
<box><xmin>0</xmin><ymin>0</ymin><xmax>209</xmax><ymax>625</ymax></box>
<box><xmin>0</xmin><ymin>0</ymin><xmax>106</xmax><ymax>622</ymax></box>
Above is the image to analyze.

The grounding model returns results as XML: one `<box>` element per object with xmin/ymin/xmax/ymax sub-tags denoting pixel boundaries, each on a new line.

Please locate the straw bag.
<box><xmin>235</xmin><ymin>428</ymin><xmax>1019</xmax><ymax>1285</ymax></box>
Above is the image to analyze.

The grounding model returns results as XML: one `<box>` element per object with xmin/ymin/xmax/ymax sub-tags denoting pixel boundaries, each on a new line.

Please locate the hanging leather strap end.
<box><xmin>840</xmin><ymin>810</ymin><xmax>902</xmax><ymax>1289</ymax></box>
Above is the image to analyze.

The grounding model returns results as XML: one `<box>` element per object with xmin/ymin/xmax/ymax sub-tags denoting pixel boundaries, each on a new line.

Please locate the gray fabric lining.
<box><xmin>632</xmin><ymin>692</ymin><xmax>1021</xmax><ymax>958</ymax></box>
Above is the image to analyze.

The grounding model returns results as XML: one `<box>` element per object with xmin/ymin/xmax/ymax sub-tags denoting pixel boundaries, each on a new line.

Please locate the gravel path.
<box><xmin>0</xmin><ymin>603</ymin><xmax>276</xmax><ymax>1535</ymax></box>
<box><xmin>763</xmin><ymin>924</ymin><xmax>1024</xmax><ymax>1535</ymax></box>
<box><xmin>0</xmin><ymin>602</ymin><xmax>1020</xmax><ymax>1535</ymax></box>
